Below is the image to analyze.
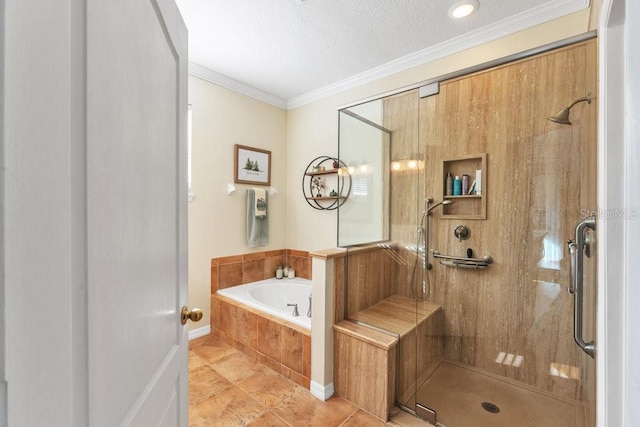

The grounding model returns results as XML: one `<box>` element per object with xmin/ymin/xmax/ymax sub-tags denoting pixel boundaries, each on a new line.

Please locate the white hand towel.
<box><xmin>254</xmin><ymin>188</ymin><xmax>267</xmax><ymax>218</ymax></box>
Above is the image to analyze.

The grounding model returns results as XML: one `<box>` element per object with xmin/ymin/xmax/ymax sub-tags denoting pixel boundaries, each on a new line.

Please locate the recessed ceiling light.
<box><xmin>448</xmin><ymin>0</ymin><xmax>480</xmax><ymax>19</ymax></box>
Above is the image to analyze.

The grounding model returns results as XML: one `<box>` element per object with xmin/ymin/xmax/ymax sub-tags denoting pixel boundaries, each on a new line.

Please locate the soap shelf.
<box><xmin>443</xmin><ymin>195</ymin><xmax>482</xmax><ymax>199</ymax></box>
<box><xmin>432</xmin><ymin>250</ymin><xmax>493</xmax><ymax>269</ymax></box>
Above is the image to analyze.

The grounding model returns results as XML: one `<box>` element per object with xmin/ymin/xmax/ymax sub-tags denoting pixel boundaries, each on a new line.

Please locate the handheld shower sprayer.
<box><xmin>413</xmin><ymin>198</ymin><xmax>455</xmax><ymax>300</ymax></box>
<box><xmin>421</xmin><ymin>197</ymin><xmax>454</xmax><ymax>267</ymax></box>
<box><xmin>424</xmin><ymin>198</ymin><xmax>455</xmax><ymax>215</ymax></box>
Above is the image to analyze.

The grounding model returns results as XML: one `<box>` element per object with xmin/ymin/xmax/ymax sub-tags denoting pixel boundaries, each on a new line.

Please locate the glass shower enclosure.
<box><xmin>337</xmin><ymin>37</ymin><xmax>597</xmax><ymax>427</ymax></box>
<box><xmin>337</xmin><ymin>106</ymin><xmax>391</xmax><ymax>247</ymax></box>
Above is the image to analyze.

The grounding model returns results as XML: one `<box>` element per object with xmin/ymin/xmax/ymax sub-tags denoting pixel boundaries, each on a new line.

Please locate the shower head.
<box><xmin>547</xmin><ymin>93</ymin><xmax>592</xmax><ymax>125</ymax></box>
<box><xmin>425</xmin><ymin>199</ymin><xmax>454</xmax><ymax>215</ymax></box>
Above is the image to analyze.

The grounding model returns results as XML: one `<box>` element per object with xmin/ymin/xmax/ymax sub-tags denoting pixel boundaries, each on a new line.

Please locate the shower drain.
<box><xmin>481</xmin><ymin>402</ymin><xmax>500</xmax><ymax>414</ymax></box>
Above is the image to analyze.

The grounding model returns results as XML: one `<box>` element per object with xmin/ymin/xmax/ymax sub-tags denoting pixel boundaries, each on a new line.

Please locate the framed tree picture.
<box><xmin>234</xmin><ymin>144</ymin><xmax>271</xmax><ymax>186</ymax></box>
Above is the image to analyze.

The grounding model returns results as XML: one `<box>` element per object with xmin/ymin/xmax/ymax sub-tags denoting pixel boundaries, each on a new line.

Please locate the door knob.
<box><xmin>181</xmin><ymin>306</ymin><xmax>203</xmax><ymax>325</ymax></box>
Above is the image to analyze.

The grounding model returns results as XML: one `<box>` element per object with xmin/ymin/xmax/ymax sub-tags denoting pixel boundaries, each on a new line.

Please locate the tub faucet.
<box><xmin>307</xmin><ymin>293</ymin><xmax>312</xmax><ymax>318</ymax></box>
<box><xmin>287</xmin><ymin>303</ymin><xmax>299</xmax><ymax>317</ymax></box>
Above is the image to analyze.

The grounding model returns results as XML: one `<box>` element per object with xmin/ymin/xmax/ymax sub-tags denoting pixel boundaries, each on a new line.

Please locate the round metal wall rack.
<box><xmin>302</xmin><ymin>156</ymin><xmax>351</xmax><ymax>210</ymax></box>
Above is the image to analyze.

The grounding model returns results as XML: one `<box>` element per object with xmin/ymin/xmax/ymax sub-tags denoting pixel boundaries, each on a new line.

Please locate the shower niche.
<box><xmin>441</xmin><ymin>153</ymin><xmax>487</xmax><ymax>219</ymax></box>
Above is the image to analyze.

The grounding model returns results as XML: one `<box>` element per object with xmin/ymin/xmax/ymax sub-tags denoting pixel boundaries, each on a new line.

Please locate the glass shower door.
<box><xmin>378</xmin><ymin>90</ymin><xmax>424</xmax><ymax>413</ymax></box>
<box><xmin>338</xmin><ymin>91</ymin><xmax>424</xmax><ymax>418</ymax></box>
<box><xmin>413</xmin><ymin>39</ymin><xmax>598</xmax><ymax>427</ymax></box>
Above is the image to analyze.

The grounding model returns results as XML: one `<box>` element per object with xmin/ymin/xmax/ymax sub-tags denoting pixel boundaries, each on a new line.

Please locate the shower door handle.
<box><xmin>568</xmin><ymin>217</ymin><xmax>596</xmax><ymax>358</ymax></box>
<box><xmin>567</xmin><ymin>239</ymin><xmax>577</xmax><ymax>294</ymax></box>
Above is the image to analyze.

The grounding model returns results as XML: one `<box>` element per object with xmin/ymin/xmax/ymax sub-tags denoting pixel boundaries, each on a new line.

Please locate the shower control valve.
<box><xmin>454</xmin><ymin>225</ymin><xmax>470</xmax><ymax>242</ymax></box>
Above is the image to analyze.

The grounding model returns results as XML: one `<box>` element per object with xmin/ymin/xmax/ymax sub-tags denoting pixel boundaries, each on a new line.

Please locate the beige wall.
<box><xmin>188</xmin><ymin>76</ymin><xmax>287</xmax><ymax>329</ymax></box>
<box><xmin>188</xmin><ymin>9</ymin><xmax>592</xmax><ymax>330</ymax></box>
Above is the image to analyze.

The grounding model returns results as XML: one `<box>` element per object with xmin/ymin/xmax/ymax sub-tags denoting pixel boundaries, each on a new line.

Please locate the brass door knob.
<box><xmin>181</xmin><ymin>306</ymin><xmax>203</xmax><ymax>325</ymax></box>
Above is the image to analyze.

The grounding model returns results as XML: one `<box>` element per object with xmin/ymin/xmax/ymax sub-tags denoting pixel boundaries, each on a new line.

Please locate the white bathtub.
<box><xmin>217</xmin><ymin>277</ymin><xmax>312</xmax><ymax>329</ymax></box>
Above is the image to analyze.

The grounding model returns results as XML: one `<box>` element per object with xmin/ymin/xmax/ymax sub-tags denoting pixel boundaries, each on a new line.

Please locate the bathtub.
<box><xmin>216</xmin><ymin>277</ymin><xmax>312</xmax><ymax>329</ymax></box>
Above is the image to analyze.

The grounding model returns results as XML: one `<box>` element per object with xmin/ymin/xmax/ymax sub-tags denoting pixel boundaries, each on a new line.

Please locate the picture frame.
<box><xmin>234</xmin><ymin>144</ymin><xmax>271</xmax><ymax>186</ymax></box>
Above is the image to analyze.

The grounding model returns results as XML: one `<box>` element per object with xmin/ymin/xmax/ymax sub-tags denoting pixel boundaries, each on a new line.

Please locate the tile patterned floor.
<box><xmin>189</xmin><ymin>334</ymin><xmax>432</xmax><ymax>427</ymax></box>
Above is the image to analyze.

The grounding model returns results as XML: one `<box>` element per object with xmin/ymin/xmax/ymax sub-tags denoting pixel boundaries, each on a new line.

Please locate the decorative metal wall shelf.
<box><xmin>302</xmin><ymin>156</ymin><xmax>351</xmax><ymax>210</ymax></box>
<box><xmin>432</xmin><ymin>250</ymin><xmax>493</xmax><ymax>269</ymax></box>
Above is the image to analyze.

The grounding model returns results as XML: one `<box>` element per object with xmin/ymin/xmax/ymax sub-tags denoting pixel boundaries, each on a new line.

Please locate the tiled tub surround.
<box><xmin>210</xmin><ymin>249</ymin><xmax>311</xmax><ymax>295</ymax></box>
<box><xmin>210</xmin><ymin>250</ymin><xmax>313</xmax><ymax>389</ymax></box>
<box><xmin>217</xmin><ymin>277</ymin><xmax>312</xmax><ymax>329</ymax></box>
<box><xmin>211</xmin><ymin>293</ymin><xmax>311</xmax><ymax>389</ymax></box>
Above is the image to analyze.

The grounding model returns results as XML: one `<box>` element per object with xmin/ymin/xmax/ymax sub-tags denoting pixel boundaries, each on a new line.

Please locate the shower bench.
<box><xmin>333</xmin><ymin>295</ymin><xmax>443</xmax><ymax>421</ymax></box>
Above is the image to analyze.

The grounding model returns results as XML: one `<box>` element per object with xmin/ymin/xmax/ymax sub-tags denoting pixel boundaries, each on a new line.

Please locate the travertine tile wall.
<box><xmin>418</xmin><ymin>39</ymin><xmax>598</xmax><ymax>400</ymax></box>
<box><xmin>384</xmin><ymin>90</ymin><xmax>422</xmax><ymax>249</ymax></box>
<box><xmin>383</xmin><ymin>90</ymin><xmax>425</xmax><ymax>301</ymax></box>
<box><xmin>345</xmin><ymin>248</ymin><xmax>395</xmax><ymax>316</ymax></box>
<box><xmin>333</xmin><ymin>251</ymin><xmax>444</xmax><ymax>415</ymax></box>
<box><xmin>337</xmin><ymin>39</ymin><xmax>598</xmax><ymax>406</ymax></box>
<box><xmin>334</xmin><ymin>245</ymin><xmax>416</xmax><ymax>321</ymax></box>
<box><xmin>397</xmin><ymin>306</ymin><xmax>444</xmax><ymax>408</ymax></box>
<box><xmin>333</xmin><ymin>325</ymin><xmax>397</xmax><ymax>420</ymax></box>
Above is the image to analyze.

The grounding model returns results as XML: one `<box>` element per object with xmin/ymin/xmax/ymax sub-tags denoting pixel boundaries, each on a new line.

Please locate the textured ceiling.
<box><xmin>175</xmin><ymin>0</ymin><xmax>589</xmax><ymax>108</ymax></box>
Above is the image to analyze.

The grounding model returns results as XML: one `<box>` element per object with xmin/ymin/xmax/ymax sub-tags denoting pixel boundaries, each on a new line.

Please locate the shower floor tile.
<box><xmin>416</xmin><ymin>360</ymin><xmax>585</xmax><ymax>427</ymax></box>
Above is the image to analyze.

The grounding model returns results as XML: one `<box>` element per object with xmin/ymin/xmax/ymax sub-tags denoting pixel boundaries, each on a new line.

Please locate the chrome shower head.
<box><xmin>425</xmin><ymin>199</ymin><xmax>454</xmax><ymax>215</ymax></box>
<box><xmin>547</xmin><ymin>93</ymin><xmax>592</xmax><ymax>125</ymax></box>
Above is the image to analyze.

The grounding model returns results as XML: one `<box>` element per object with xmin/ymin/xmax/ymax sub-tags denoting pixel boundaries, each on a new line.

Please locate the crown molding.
<box><xmin>188</xmin><ymin>0</ymin><xmax>588</xmax><ymax>111</ymax></box>
<box><xmin>286</xmin><ymin>0</ymin><xmax>589</xmax><ymax>109</ymax></box>
<box><xmin>188</xmin><ymin>63</ymin><xmax>288</xmax><ymax>110</ymax></box>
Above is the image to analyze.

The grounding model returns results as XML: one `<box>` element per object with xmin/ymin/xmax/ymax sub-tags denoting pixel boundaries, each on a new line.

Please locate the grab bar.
<box><xmin>432</xmin><ymin>251</ymin><xmax>493</xmax><ymax>269</ymax></box>
<box><xmin>438</xmin><ymin>260</ymin><xmax>490</xmax><ymax>269</ymax></box>
<box><xmin>567</xmin><ymin>217</ymin><xmax>596</xmax><ymax>358</ymax></box>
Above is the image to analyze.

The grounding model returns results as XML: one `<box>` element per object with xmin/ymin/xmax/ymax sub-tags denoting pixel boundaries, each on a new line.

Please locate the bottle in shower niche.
<box><xmin>462</xmin><ymin>174</ymin><xmax>469</xmax><ymax>195</ymax></box>
<box><xmin>453</xmin><ymin>176</ymin><xmax>462</xmax><ymax>195</ymax></box>
<box><xmin>446</xmin><ymin>172</ymin><xmax>453</xmax><ymax>196</ymax></box>
<box><xmin>276</xmin><ymin>265</ymin><xmax>283</xmax><ymax>279</ymax></box>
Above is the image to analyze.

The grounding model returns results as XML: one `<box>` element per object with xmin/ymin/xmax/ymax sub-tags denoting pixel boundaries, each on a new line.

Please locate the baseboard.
<box><xmin>310</xmin><ymin>381</ymin><xmax>335</xmax><ymax>401</ymax></box>
<box><xmin>188</xmin><ymin>325</ymin><xmax>211</xmax><ymax>341</ymax></box>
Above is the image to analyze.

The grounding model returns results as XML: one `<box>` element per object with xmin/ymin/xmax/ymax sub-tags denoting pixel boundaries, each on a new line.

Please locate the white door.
<box><xmin>2</xmin><ymin>0</ymin><xmax>189</xmax><ymax>425</ymax></box>
<box><xmin>599</xmin><ymin>0</ymin><xmax>640</xmax><ymax>425</ymax></box>
<box><xmin>86</xmin><ymin>0</ymin><xmax>189</xmax><ymax>425</ymax></box>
